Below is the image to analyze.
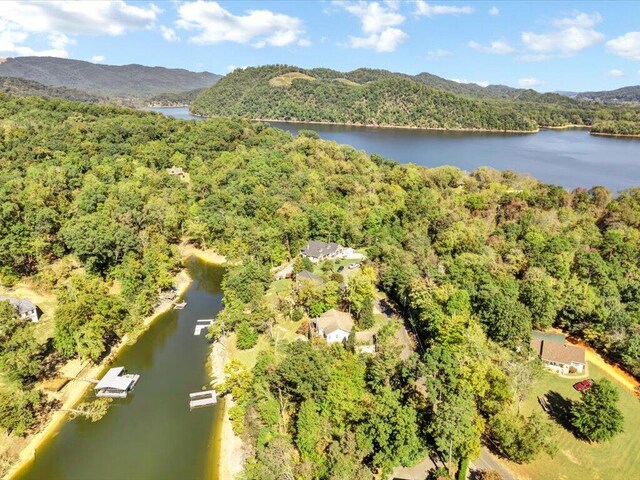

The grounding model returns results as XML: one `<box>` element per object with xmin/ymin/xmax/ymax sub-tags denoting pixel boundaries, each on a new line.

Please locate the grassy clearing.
<box><xmin>268</xmin><ymin>72</ymin><xmax>316</xmax><ymax>87</ymax></box>
<box><xmin>0</xmin><ymin>283</ymin><xmax>57</xmax><ymax>344</ymax></box>
<box><xmin>508</xmin><ymin>361</ymin><xmax>640</xmax><ymax>480</ymax></box>
<box><xmin>333</xmin><ymin>78</ymin><xmax>361</xmax><ymax>87</ymax></box>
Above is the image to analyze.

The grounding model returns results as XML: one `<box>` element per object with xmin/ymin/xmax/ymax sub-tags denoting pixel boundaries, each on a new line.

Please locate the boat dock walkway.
<box><xmin>194</xmin><ymin>319</ymin><xmax>214</xmax><ymax>336</ymax></box>
<box><xmin>189</xmin><ymin>390</ymin><xmax>217</xmax><ymax>409</ymax></box>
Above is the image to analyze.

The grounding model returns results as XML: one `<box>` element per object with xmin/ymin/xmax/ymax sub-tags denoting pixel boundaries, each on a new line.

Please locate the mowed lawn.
<box><xmin>508</xmin><ymin>361</ymin><xmax>640</xmax><ymax>480</ymax></box>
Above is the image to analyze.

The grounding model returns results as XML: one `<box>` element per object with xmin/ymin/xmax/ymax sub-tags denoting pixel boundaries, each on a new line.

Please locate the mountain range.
<box><xmin>0</xmin><ymin>56</ymin><xmax>221</xmax><ymax>101</ymax></box>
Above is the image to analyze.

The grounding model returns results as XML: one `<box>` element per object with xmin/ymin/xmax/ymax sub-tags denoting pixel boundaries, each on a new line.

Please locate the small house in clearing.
<box><xmin>166</xmin><ymin>166</ymin><xmax>185</xmax><ymax>177</ymax></box>
<box><xmin>301</xmin><ymin>240</ymin><xmax>344</xmax><ymax>263</ymax></box>
<box><xmin>95</xmin><ymin>367</ymin><xmax>140</xmax><ymax>398</ymax></box>
<box><xmin>274</xmin><ymin>264</ymin><xmax>293</xmax><ymax>280</ymax></box>
<box><xmin>296</xmin><ymin>270</ymin><xmax>324</xmax><ymax>286</ymax></box>
<box><xmin>0</xmin><ymin>296</ymin><xmax>40</xmax><ymax>322</ymax></box>
<box><xmin>315</xmin><ymin>309</ymin><xmax>353</xmax><ymax>344</ymax></box>
<box><xmin>531</xmin><ymin>338</ymin><xmax>586</xmax><ymax>375</ymax></box>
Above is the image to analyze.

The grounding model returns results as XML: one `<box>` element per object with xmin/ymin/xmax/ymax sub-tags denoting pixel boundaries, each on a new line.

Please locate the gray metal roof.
<box><xmin>301</xmin><ymin>240</ymin><xmax>342</xmax><ymax>258</ymax></box>
<box><xmin>0</xmin><ymin>296</ymin><xmax>37</xmax><ymax>314</ymax></box>
<box><xmin>95</xmin><ymin>367</ymin><xmax>135</xmax><ymax>391</ymax></box>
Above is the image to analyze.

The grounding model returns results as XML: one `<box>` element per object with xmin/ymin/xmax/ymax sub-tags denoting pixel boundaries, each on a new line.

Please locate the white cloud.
<box><xmin>341</xmin><ymin>1</ymin><xmax>404</xmax><ymax>33</ymax></box>
<box><xmin>451</xmin><ymin>78</ymin><xmax>490</xmax><ymax>88</ymax></box>
<box><xmin>297</xmin><ymin>38</ymin><xmax>311</xmax><ymax>47</ymax></box>
<box><xmin>518</xmin><ymin>77</ymin><xmax>543</xmax><ymax>87</ymax></box>
<box><xmin>468</xmin><ymin>39</ymin><xmax>515</xmax><ymax>55</ymax></box>
<box><xmin>0</xmin><ymin>1</ymin><xmax>158</xmax><ymax>57</ymax></box>
<box><xmin>415</xmin><ymin>2</ymin><xmax>474</xmax><ymax>17</ymax></box>
<box><xmin>176</xmin><ymin>1</ymin><xmax>304</xmax><ymax>48</ymax></box>
<box><xmin>520</xmin><ymin>11</ymin><xmax>604</xmax><ymax>57</ymax></box>
<box><xmin>349</xmin><ymin>28</ymin><xmax>407</xmax><ymax>53</ymax></box>
<box><xmin>427</xmin><ymin>48</ymin><xmax>451</xmax><ymax>58</ymax></box>
<box><xmin>607</xmin><ymin>69</ymin><xmax>624</xmax><ymax>77</ymax></box>
<box><xmin>552</xmin><ymin>12</ymin><xmax>602</xmax><ymax>29</ymax></box>
<box><xmin>606</xmin><ymin>32</ymin><xmax>640</xmax><ymax>60</ymax></box>
<box><xmin>91</xmin><ymin>55</ymin><xmax>105</xmax><ymax>62</ymax></box>
<box><xmin>160</xmin><ymin>25</ymin><xmax>179</xmax><ymax>42</ymax></box>
<box><xmin>489</xmin><ymin>7</ymin><xmax>499</xmax><ymax>16</ymax></box>
<box><xmin>338</xmin><ymin>1</ymin><xmax>407</xmax><ymax>52</ymax></box>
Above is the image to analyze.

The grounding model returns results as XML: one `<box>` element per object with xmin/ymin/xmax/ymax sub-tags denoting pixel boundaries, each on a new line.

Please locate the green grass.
<box><xmin>509</xmin><ymin>361</ymin><xmax>640</xmax><ymax>480</ymax></box>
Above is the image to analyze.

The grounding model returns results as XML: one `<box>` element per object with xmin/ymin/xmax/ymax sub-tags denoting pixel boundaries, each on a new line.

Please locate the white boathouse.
<box><xmin>94</xmin><ymin>367</ymin><xmax>140</xmax><ymax>398</ymax></box>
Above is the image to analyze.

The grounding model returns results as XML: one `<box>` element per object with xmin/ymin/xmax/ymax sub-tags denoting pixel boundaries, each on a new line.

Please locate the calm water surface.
<box><xmin>16</xmin><ymin>258</ymin><xmax>224</xmax><ymax>480</ymax></box>
<box><xmin>149</xmin><ymin>107</ymin><xmax>640</xmax><ymax>193</ymax></box>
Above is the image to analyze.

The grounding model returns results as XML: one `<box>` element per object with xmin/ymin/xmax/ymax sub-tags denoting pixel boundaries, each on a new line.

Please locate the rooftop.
<box><xmin>95</xmin><ymin>367</ymin><xmax>137</xmax><ymax>391</ymax></box>
<box><xmin>316</xmin><ymin>309</ymin><xmax>354</xmax><ymax>334</ymax></box>
<box><xmin>297</xmin><ymin>270</ymin><xmax>324</xmax><ymax>284</ymax></box>
<box><xmin>0</xmin><ymin>296</ymin><xmax>37</xmax><ymax>314</ymax></box>
<box><xmin>302</xmin><ymin>240</ymin><xmax>342</xmax><ymax>258</ymax></box>
<box><xmin>531</xmin><ymin>338</ymin><xmax>585</xmax><ymax>365</ymax></box>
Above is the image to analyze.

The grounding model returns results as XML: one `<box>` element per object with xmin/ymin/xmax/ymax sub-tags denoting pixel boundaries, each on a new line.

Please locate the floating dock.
<box><xmin>174</xmin><ymin>302</ymin><xmax>187</xmax><ymax>310</ymax></box>
<box><xmin>194</xmin><ymin>319</ymin><xmax>214</xmax><ymax>336</ymax></box>
<box><xmin>189</xmin><ymin>390</ymin><xmax>217</xmax><ymax>409</ymax></box>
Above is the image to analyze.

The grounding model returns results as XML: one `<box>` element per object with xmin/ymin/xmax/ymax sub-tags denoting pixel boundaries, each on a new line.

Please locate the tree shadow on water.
<box><xmin>544</xmin><ymin>390</ymin><xmax>575</xmax><ymax>433</ymax></box>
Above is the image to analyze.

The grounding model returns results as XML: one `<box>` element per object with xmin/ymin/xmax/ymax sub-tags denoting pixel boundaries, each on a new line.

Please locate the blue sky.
<box><xmin>1</xmin><ymin>1</ymin><xmax>640</xmax><ymax>92</ymax></box>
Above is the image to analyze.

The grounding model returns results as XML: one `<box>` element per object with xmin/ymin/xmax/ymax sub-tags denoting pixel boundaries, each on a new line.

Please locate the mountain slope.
<box><xmin>0</xmin><ymin>56</ymin><xmax>221</xmax><ymax>100</ymax></box>
<box><xmin>575</xmin><ymin>86</ymin><xmax>640</xmax><ymax>104</ymax></box>
<box><xmin>192</xmin><ymin>65</ymin><xmax>610</xmax><ymax>132</ymax></box>
<box><xmin>0</xmin><ymin>76</ymin><xmax>104</xmax><ymax>102</ymax></box>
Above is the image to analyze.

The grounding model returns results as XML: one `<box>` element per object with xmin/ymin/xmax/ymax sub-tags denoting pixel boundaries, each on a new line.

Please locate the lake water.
<box><xmin>15</xmin><ymin>258</ymin><xmax>224</xmax><ymax>480</ymax></box>
<box><xmin>148</xmin><ymin>107</ymin><xmax>640</xmax><ymax>193</ymax></box>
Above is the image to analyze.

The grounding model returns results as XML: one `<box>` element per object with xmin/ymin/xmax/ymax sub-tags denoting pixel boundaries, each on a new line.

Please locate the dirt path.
<box><xmin>567</xmin><ymin>339</ymin><xmax>639</xmax><ymax>395</ymax></box>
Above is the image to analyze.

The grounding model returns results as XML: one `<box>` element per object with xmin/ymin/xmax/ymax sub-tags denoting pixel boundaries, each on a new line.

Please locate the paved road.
<box><xmin>470</xmin><ymin>448</ymin><xmax>516</xmax><ymax>480</ymax></box>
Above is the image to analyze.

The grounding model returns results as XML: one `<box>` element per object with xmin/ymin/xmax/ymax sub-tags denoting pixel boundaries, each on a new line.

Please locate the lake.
<box><xmin>148</xmin><ymin>107</ymin><xmax>640</xmax><ymax>193</ymax></box>
<box><xmin>14</xmin><ymin>258</ymin><xmax>224</xmax><ymax>480</ymax></box>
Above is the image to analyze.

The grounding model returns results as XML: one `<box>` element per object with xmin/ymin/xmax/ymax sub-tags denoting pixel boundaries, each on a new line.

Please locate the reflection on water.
<box><xmin>16</xmin><ymin>258</ymin><xmax>224</xmax><ymax>480</ymax></box>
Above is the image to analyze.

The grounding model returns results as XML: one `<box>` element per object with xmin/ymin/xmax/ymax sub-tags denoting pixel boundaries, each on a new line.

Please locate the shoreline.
<box><xmin>189</xmin><ymin>111</ymin><xmax>540</xmax><ymax>134</ymax></box>
<box><xmin>590</xmin><ymin>131</ymin><xmax>640</xmax><ymax>138</ymax></box>
<box><xmin>209</xmin><ymin>339</ymin><xmax>245</xmax><ymax>480</ymax></box>
<box><xmin>4</xmin><ymin>246</ymin><xmax>226</xmax><ymax>480</ymax></box>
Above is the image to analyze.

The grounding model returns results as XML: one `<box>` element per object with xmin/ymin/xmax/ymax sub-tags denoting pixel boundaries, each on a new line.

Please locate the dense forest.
<box><xmin>192</xmin><ymin>65</ymin><xmax>640</xmax><ymax>134</ymax></box>
<box><xmin>0</xmin><ymin>77</ymin><xmax>104</xmax><ymax>103</ymax></box>
<box><xmin>1</xmin><ymin>94</ymin><xmax>639</xmax><ymax>477</ymax></box>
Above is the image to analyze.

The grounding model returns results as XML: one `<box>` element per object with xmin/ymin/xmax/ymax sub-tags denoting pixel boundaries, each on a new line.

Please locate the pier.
<box><xmin>189</xmin><ymin>390</ymin><xmax>217</xmax><ymax>409</ymax></box>
<box><xmin>194</xmin><ymin>319</ymin><xmax>214</xmax><ymax>336</ymax></box>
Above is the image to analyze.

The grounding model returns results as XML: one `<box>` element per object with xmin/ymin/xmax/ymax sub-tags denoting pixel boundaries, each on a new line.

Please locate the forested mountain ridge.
<box><xmin>0</xmin><ymin>76</ymin><xmax>105</xmax><ymax>103</ymax></box>
<box><xmin>0</xmin><ymin>56</ymin><xmax>221</xmax><ymax>100</ymax></box>
<box><xmin>575</xmin><ymin>86</ymin><xmax>640</xmax><ymax>104</ymax></box>
<box><xmin>192</xmin><ymin>65</ymin><xmax>640</xmax><ymax>134</ymax></box>
<box><xmin>1</xmin><ymin>93</ymin><xmax>639</xmax><ymax>478</ymax></box>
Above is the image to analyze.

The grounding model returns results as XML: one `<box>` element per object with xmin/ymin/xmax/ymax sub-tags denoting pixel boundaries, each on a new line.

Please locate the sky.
<box><xmin>1</xmin><ymin>1</ymin><xmax>640</xmax><ymax>92</ymax></box>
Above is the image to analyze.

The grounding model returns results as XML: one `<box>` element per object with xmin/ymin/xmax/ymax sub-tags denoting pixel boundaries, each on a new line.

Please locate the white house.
<box><xmin>315</xmin><ymin>309</ymin><xmax>353</xmax><ymax>344</ymax></box>
<box><xmin>301</xmin><ymin>241</ymin><xmax>344</xmax><ymax>263</ymax></box>
<box><xmin>0</xmin><ymin>296</ymin><xmax>40</xmax><ymax>322</ymax></box>
<box><xmin>531</xmin><ymin>338</ymin><xmax>586</xmax><ymax>375</ymax></box>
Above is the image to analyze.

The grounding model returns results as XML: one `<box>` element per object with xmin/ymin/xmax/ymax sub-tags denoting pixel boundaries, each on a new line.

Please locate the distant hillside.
<box><xmin>192</xmin><ymin>65</ymin><xmax>618</xmax><ymax>132</ymax></box>
<box><xmin>146</xmin><ymin>88</ymin><xmax>206</xmax><ymax>107</ymax></box>
<box><xmin>575</xmin><ymin>86</ymin><xmax>640</xmax><ymax>105</ymax></box>
<box><xmin>0</xmin><ymin>76</ymin><xmax>104</xmax><ymax>103</ymax></box>
<box><xmin>0</xmin><ymin>57</ymin><xmax>221</xmax><ymax>100</ymax></box>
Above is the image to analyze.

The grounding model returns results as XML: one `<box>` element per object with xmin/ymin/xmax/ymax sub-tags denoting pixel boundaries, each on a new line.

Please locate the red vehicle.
<box><xmin>573</xmin><ymin>379</ymin><xmax>594</xmax><ymax>392</ymax></box>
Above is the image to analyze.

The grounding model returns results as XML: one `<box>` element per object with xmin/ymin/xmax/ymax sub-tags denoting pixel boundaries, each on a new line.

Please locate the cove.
<box><xmin>14</xmin><ymin>257</ymin><xmax>224</xmax><ymax>480</ymax></box>
<box><xmin>147</xmin><ymin>107</ymin><xmax>640</xmax><ymax>194</ymax></box>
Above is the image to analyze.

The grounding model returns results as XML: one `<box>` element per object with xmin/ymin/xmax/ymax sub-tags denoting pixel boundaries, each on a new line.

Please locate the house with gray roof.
<box><xmin>315</xmin><ymin>309</ymin><xmax>354</xmax><ymax>344</ymax></box>
<box><xmin>301</xmin><ymin>240</ymin><xmax>344</xmax><ymax>263</ymax></box>
<box><xmin>296</xmin><ymin>270</ymin><xmax>324</xmax><ymax>286</ymax></box>
<box><xmin>0</xmin><ymin>296</ymin><xmax>40</xmax><ymax>322</ymax></box>
<box><xmin>531</xmin><ymin>338</ymin><xmax>586</xmax><ymax>374</ymax></box>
